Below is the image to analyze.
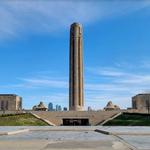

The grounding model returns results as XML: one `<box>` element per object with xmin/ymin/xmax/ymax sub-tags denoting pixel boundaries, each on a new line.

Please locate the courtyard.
<box><xmin>0</xmin><ymin>126</ymin><xmax>150</xmax><ymax>150</ymax></box>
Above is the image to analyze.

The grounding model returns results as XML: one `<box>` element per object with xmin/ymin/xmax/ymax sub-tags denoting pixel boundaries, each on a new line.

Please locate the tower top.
<box><xmin>71</xmin><ymin>22</ymin><xmax>82</xmax><ymax>28</ymax></box>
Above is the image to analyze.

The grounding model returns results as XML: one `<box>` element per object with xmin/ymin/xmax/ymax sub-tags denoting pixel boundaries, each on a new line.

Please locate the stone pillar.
<box><xmin>69</xmin><ymin>22</ymin><xmax>84</xmax><ymax>111</ymax></box>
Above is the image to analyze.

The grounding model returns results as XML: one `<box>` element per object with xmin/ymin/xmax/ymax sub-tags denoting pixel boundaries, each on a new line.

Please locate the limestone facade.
<box><xmin>132</xmin><ymin>93</ymin><xmax>150</xmax><ymax>112</ymax></box>
<box><xmin>0</xmin><ymin>94</ymin><xmax>22</xmax><ymax>111</ymax></box>
<box><xmin>69</xmin><ymin>22</ymin><xmax>84</xmax><ymax>111</ymax></box>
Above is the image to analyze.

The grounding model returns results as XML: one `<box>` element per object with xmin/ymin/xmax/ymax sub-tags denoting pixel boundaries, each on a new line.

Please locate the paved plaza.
<box><xmin>0</xmin><ymin>126</ymin><xmax>150</xmax><ymax>150</ymax></box>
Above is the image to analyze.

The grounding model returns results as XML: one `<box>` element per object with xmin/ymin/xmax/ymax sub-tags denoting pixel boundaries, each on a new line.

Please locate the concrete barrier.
<box><xmin>95</xmin><ymin>129</ymin><xmax>111</xmax><ymax>135</ymax></box>
<box><xmin>95</xmin><ymin>129</ymin><xmax>150</xmax><ymax>136</ymax></box>
<box><xmin>0</xmin><ymin>129</ymin><xmax>29</xmax><ymax>136</ymax></box>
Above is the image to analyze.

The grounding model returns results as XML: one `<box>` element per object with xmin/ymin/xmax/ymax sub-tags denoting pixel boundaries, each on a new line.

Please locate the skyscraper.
<box><xmin>56</xmin><ymin>104</ymin><xmax>62</xmax><ymax>111</ymax></box>
<box><xmin>69</xmin><ymin>22</ymin><xmax>84</xmax><ymax>111</ymax></box>
<box><xmin>48</xmin><ymin>102</ymin><xmax>53</xmax><ymax>111</ymax></box>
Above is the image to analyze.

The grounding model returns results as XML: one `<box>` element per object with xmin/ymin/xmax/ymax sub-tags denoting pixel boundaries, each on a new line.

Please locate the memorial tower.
<box><xmin>69</xmin><ymin>22</ymin><xmax>84</xmax><ymax>111</ymax></box>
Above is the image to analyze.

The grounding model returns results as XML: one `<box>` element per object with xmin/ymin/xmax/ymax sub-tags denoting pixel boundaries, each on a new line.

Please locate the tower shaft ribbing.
<box><xmin>69</xmin><ymin>23</ymin><xmax>84</xmax><ymax>111</ymax></box>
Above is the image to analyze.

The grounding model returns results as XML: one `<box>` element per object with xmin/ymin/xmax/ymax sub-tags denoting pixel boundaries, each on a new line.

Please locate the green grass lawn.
<box><xmin>104</xmin><ymin>112</ymin><xmax>150</xmax><ymax>126</ymax></box>
<box><xmin>0</xmin><ymin>113</ymin><xmax>49</xmax><ymax>126</ymax></box>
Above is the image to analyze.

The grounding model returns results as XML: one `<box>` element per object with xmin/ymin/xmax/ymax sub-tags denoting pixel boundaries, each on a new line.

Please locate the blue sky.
<box><xmin>0</xmin><ymin>1</ymin><xmax>150</xmax><ymax>110</ymax></box>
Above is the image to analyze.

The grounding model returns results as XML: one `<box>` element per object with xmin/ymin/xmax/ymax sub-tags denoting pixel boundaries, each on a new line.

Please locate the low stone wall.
<box><xmin>0</xmin><ymin>111</ymin><xmax>26</xmax><ymax>115</ymax></box>
<box><xmin>31</xmin><ymin>110</ymin><xmax>121</xmax><ymax>126</ymax></box>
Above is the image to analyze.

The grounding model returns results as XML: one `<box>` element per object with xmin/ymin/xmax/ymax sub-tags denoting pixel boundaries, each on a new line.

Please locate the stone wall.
<box><xmin>31</xmin><ymin>110</ymin><xmax>121</xmax><ymax>126</ymax></box>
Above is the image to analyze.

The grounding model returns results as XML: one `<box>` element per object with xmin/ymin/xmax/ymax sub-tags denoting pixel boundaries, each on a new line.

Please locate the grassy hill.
<box><xmin>104</xmin><ymin>112</ymin><xmax>150</xmax><ymax>126</ymax></box>
<box><xmin>0</xmin><ymin>113</ymin><xmax>49</xmax><ymax>126</ymax></box>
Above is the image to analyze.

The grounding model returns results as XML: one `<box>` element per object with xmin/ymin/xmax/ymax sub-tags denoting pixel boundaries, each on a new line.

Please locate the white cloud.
<box><xmin>0</xmin><ymin>77</ymin><xmax>68</xmax><ymax>89</ymax></box>
<box><xmin>87</xmin><ymin>66</ymin><xmax>150</xmax><ymax>86</ymax></box>
<box><xmin>85</xmin><ymin>65</ymin><xmax>150</xmax><ymax>108</ymax></box>
<box><xmin>21</xmin><ymin>78</ymin><xmax>68</xmax><ymax>89</ymax></box>
<box><xmin>85</xmin><ymin>83</ymin><xmax>129</xmax><ymax>92</ymax></box>
<box><xmin>86</xmin><ymin>67</ymin><xmax>125</xmax><ymax>77</ymax></box>
<box><xmin>0</xmin><ymin>1</ymin><xmax>150</xmax><ymax>39</ymax></box>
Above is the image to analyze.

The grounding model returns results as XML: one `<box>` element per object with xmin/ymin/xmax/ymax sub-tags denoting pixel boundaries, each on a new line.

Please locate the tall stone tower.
<box><xmin>69</xmin><ymin>22</ymin><xmax>84</xmax><ymax>111</ymax></box>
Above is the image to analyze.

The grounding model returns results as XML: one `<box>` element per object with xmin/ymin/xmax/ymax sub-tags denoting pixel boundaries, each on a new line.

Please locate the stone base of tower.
<box><xmin>69</xmin><ymin>106</ymin><xmax>84</xmax><ymax>111</ymax></box>
<box><xmin>31</xmin><ymin>110</ymin><xmax>121</xmax><ymax>126</ymax></box>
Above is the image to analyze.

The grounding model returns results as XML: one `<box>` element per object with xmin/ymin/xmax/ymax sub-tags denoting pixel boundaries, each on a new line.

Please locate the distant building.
<box><xmin>48</xmin><ymin>102</ymin><xmax>54</xmax><ymax>111</ymax></box>
<box><xmin>56</xmin><ymin>105</ymin><xmax>59</xmax><ymax>111</ymax></box>
<box><xmin>58</xmin><ymin>105</ymin><xmax>62</xmax><ymax>111</ymax></box>
<box><xmin>0</xmin><ymin>94</ymin><xmax>22</xmax><ymax>111</ymax></box>
<box><xmin>88</xmin><ymin>106</ymin><xmax>92</xmax><ymax>111</ymax></box>
<box><xmin>104</xmin><ymin>101</ymin><xmax>120</xmax><ymax>111</ymax></box>
<box><xmin>132</xmin><ymin>93</ymin><xmax>150</xmax><ymax>113</ymax></box>
<box><xmin>56</xmin><ymin>105</ymin><xmax>62</xmax><ymax>111</ymax></box>
<box><xmin>32</xmin><ymin>101</ymin><xmax>47</xmax><ymax>111</ymax></box>
<box><xmin>63</xmin><ymin>107</ymin><xmax>67</xmax><ymax>111</ymax></box>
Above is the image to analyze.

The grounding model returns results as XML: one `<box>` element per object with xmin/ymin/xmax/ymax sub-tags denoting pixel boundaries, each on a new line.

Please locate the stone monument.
<box><xmin>69</xmin><ymin>22</ymin><xmax>84</xmax><ymax>111</ymax></box>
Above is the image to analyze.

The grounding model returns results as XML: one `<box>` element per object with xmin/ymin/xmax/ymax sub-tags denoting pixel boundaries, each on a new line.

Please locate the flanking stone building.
<box><xmin>132</xmin><ymin>93</ymin><xmax>150</xmax><ymax>113</ymax></box>
<box><xmin>0</xmin><ymin>94</ymin><xmax>22</xmax><ymax>111</ymax></box>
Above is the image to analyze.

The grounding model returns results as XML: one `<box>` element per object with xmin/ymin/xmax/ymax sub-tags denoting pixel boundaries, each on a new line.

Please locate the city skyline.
<box><xmin>1</xmin><ymin>1</ymin><xmax>150</xmax><ymax>109</ymax></box>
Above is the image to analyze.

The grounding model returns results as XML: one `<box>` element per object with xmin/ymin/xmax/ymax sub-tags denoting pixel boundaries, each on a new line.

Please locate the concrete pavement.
<box><xmin>0</xmin><ymin>126</ymin><xmax>149</xmax><ymax>150</ymax></box>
